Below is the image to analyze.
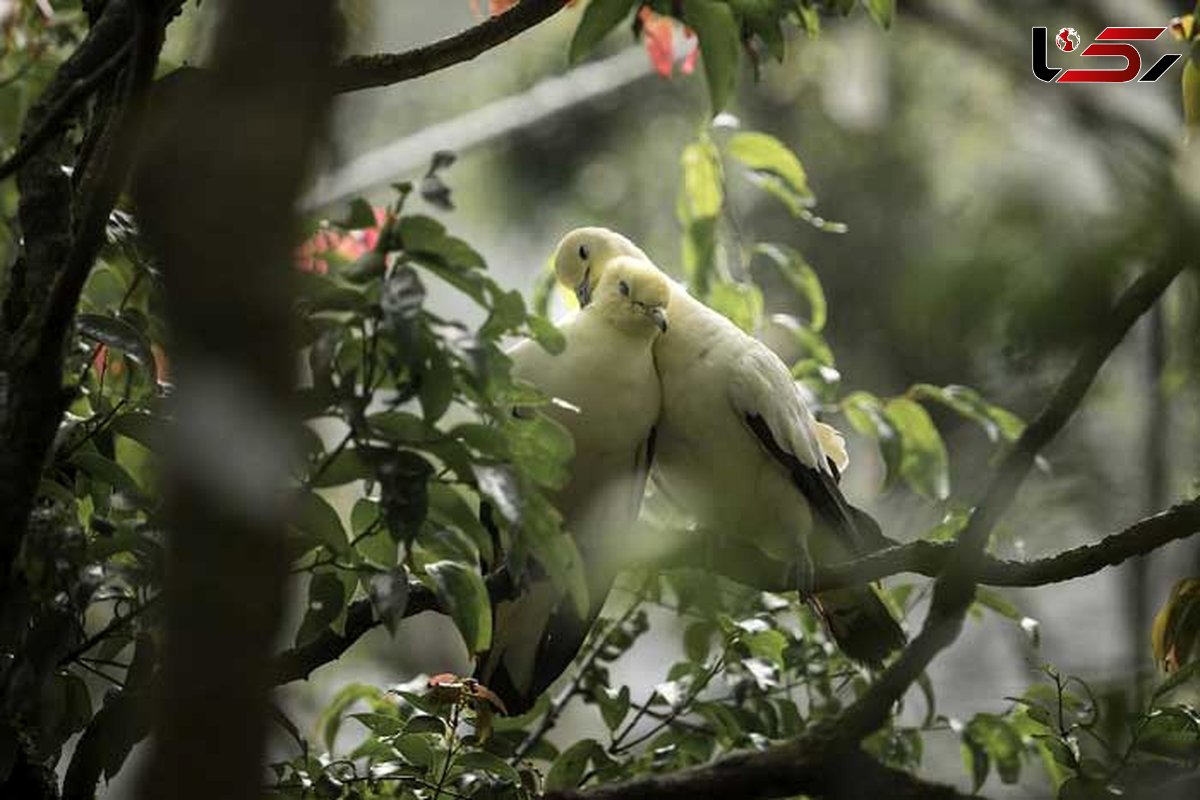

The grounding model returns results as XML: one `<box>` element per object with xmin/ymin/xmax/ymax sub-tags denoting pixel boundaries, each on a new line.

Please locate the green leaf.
<box><xmin>368</xmin><ymin>566</ymin><xmax>410</xmax><ymax>635</ymax></box>
<box><xmin>545</xmin><ymin>738</ymin><xmax>604</xmax><ymax>791</ymax></box>
<box><xmin>351</xmin><ymin>712</ymin><xmax>405</xmax><ymax>736</ymax></box>
<box><xmin>471</xmin><ymin>464</ymin><xmax>521</xmax><ymax>524</ymax></box>
<box><xmin>317</xmin><ymin>683</ymin><xmax>382</xmax><ymax>751</ymax></box>
<box><xmin>419</xmin><ymin>347</ymin><xmax>455</xmax><ymax>423</ymax></box>
<box><xmin>727</xmin><ymin>132</ymin><xmax>812</xmax><ymax>203</ymax></box>
<box><xmin>110</xmin><ymin>412</ymin><xmax>169</xmax><ymax>451</ymax></box>
<box><xmin>569</xmin><ymin>0</ymin><xmax>637</xmax><ymax>64</ymax></box>
<box><xmin>678</xmin><ymin>138</ymin><xmax>724</xmax><ymax>221</ymax></box>
<box><xmin>343</xmin><ymin>250</ymin><xmax>387</xmax><ymax>284</ymax></box>
<box><xmin>292</xmin><ymin>490</ymin><xmax>348</xmax><ymax>554</ymax></box>
<box><xmin>427</xmin><ymin>483</ymin><xmax>493</xmax><ymax>566</ymax></box>
<box><xmin>505</xmin><ymin>413</ymin><xmax>576</xmax><ymax>490</ymax></box>
<box><xmin>683</xmin><ymin>0</ymin><xmax>741</xmax><ymax>112</ymax></box>
<box><xmin>1152</xmin><ymin>660</ymin><xmax>1200</xmax><ymax>706</ymax></box>
<box><xmin>368</xmin><ymin>410</ymin><xmax>438</xmax><ymax>444</ymax></box>
<box><xmin>378</xmin><ymin>450</ymin><xmax>434</xmax><ymax>544</ymax></box>
<box><xmin>353</xmin><ymin>500</ymin><xmax>396</xmax><ymax>568</ymax></box>
<box><xmin>396</xmin><ymin>214</ymin><xmax>447</xmax><ymax>254</ymax></box>
<box><xmin>393</xmin><ymin>733</ymin><xmax>436</xmax><ymax>768</ymax></box>
<box><xmin>884</xmin><ymin>397</ymin><xmax>950</xmax><ymax>501</ymax></box>
<box><xmin>1135</xmin><ymin>706</ymin><xmax>1200</xmax><ymax>761</ymax></box>
<box><xmin>456</xmin><ymin>750</ymin><xmax>521</xmax><ymax>784</ymax></box>
<box><xmin>77</xmin><ymin>313</ymin><xmax>155</xmax><ymax>373</ymax></box>
<box><xmin>296</xmin><ymin>571</ymin><xmax>347</xmax><ymax>647</ymax></box>
<box><xmin>773</xmin><ymin>314</ymin><xmax>833</xmax><ymax>366</ymax></box>
<box><xmin>863</xmin><ymin>0</ymin><xmax>895</xmax><ymax>29</ymax></box>
<box><xmin>68</xmin><ymin>452</ymin><xmax>143</xmax><ymax>499</ymax></box>
<box><xmin>381</xmin><ymin>264</ymin><xmax>426</xmax><ymax>331</ymax></box>
<box><xmin>842</xmin><ymin>391</ymin><xmax>902</xmax><ymax>487</ymax></box>
<box><xmin>529</xmin><ymin>315</ymin><xmax>566</xmax><ymax>355</ymax></box>
<box><xmin>741</xmin><ymin>628</ymin><xmax>787</xmax><ymax>666</ymax></box>
<box><xmin>684</xmin><ymin>620</ymin><xmax>716</xmax><ymax>662</ymax></box>
<box><xmin>596</xmin><ymin>686</ymin><xmax>630</xmax><ymax>731</ymax></box>
<box><xmin>336</xmin><ymin>198</ymin><xmax>378</xmax><ymax>229</ymax></box>
<box><xmin>960</xmin><ymin>733</ymin><xmax>989</xmax><ymax>793</ymax></box>
<box><xmin>909</xmin><ymin>384</ymin><xmax>1024</xmax><ymax>443</ymax></box>
<box><xmin>707</xmin><ymin>282</ymin><xmax>763</xmax><ymax>333</ymax></box>
<box><xmin>754</xmin><ymin>244</ymin><xmax>826</xmax><ymax>330</ymax></box>
<box><xmin>966</xmin><ymin>714</ymin><xmax>1023</xmax><ymax>785</ymax></box>
<box><xmin>310</xmin><ymin>448</ymin><xmax>372</xmax><ymax>488</ymax></box>
<box><xmin>481</xmin><ymin>289</ymin><xmax>528</xmax><ymax>340</ymax></box>
<box><xmin>426</xmin><ymin>560</ymin><xmax>492</xmax><ymax>653</ymax></box>
<box><xmin>681</xmin><ymin>217</ymin><xmax>719</xmax><ymax>298</ymax></box>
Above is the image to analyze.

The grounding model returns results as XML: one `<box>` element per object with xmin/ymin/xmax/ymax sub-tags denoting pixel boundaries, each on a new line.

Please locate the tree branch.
<box><xmin>679</xmin><ymin>497</ymin><xmax>1200</xmax><ymax>593</ymax></box>
<box><xmin>329</xmin><ymin>0</ymin><xmax>568</xmax><ymax>94</ymax></box>
<box><xmin>0</xmin><ymin>40</ymin><xmax>132</xmax><ymax>183</ymax></box>
<box><xmin>832</xmin><ymin>257</ymin><xmax>1189</xmax><ymax>745</ymax></box>
<box><xmin>270</xmin><ymin>581</ymin><xmax>439</xmax><ymax>685</ymax></box>
<box><xmin>266</xmin><ymin>493</ymin><xmax>1200</xmax><ymax>690</ymax></box>
<box><xmin>270</xmin><ymin>570</ymin><xmax>517</xmax><ymax>685</ymax></box>
<box><xmin>544</xmin><ymin>746</ymin><xmax>980</xmax><ymax>800</ymax></box>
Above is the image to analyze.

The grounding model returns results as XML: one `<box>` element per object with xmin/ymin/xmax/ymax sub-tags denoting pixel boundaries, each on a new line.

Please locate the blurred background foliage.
<box><xmin>2</xmin><ymin>0</ymin><xmax>1200</xmax><ymax>798</ymax></box>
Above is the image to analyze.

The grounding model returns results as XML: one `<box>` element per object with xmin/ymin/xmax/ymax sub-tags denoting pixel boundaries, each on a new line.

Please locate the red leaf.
<box><xmin>639</xmin><ymin>7</ymin><xmax>676</xmax><ymax>78</ymax></box>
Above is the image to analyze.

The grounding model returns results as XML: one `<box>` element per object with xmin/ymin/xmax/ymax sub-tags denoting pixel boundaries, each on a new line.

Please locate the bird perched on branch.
<box><xmin>476</xmin><ymin>257</ymin><xmax>669</xmax><ymax>714</ymax></box>
<box><xmin>553</xmin><ymin>227</ymin><xmax>905</xmax><ymax>666</ymax></box>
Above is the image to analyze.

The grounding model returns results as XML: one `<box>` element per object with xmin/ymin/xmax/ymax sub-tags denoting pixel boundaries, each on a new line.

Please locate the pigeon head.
<box><xmin>591</xmin><ymin>256</ymin><xmax>670</xmax><ymax>335</ymax></box>
<box><xmin>553</xmin><ymin>227</ymin><xmax>648</xmax><ymax>308</ymax></box>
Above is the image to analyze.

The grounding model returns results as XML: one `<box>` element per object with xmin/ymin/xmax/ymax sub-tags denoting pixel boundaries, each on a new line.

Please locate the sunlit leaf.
<box><xmin>368</xmin><ymin>566</ymin><xmax>410</xmax><ymax>635</ymax></box>
<box><xmin>707</xmin><ymin>281</ymin><xmax>763</xmax><ymax>333</ymax></box>
<box><xmin>884</xmin><ymin>397</ymin><xmax>950</xmax><ymax>501</ymax></box>
<box><xmin>426</xmin><ymin>560</ymin><xmax>492</xmax><ymax>653</ymax></box>
<box><xmin>545</xmin><ymin>738</ymin><xmax>604</xmax><ymax>791</ymax></box>
<box><xmin>77</xmin><ymin>313</ymin><xmax>155</xmax><ymax>375</ymax></box>
<box><xmin>727</xmin><ymin>132</ymin><xmax>812</xmax><ymax>203</ymax></box>
<box><xmin>569</xmin><ymin>0</ymin><xmax>638</xmax><ymax>65</ymax></box>
<box><xmin>754</xmin><ymin>243</ymin><xmax>826</xmax><ymax>330</ymax></box>
<box><xmin>292</xmin><ymin>489</ymin><xmax>347</xmax><ymax>554</ymax></box>
<box><xmin>683</xmin><ymin>0</ymin><xmax>741</xmax><ymax>112</ymax></box>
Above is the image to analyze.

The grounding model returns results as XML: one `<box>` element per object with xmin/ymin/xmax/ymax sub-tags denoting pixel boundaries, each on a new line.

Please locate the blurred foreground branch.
<box><xmin>129</xmin><ymin>0</ymin><xmax>337</xmax><ymax>798</ymax></box>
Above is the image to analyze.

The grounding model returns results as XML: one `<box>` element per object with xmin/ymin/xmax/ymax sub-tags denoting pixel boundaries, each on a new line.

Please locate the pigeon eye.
<box><xmin>578</xmin><ymin>244</ymin><xmax>590</xmax><ymax>260</ymax></box>
<box><xmin>618</xmin><ymin>280</ymin><xmax>630</xmax><ymax>297</ymax></box>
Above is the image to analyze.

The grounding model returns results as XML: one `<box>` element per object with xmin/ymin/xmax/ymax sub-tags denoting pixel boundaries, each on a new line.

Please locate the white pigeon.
<box><xmin>475</xmin><ymin>256</ymin><xmax>669</xmax><ymax>714</ymax></box>
<box><xmin>552</xmin><ymin>227</ymin><xmax>905</xmax><ymax>666</ymax></box>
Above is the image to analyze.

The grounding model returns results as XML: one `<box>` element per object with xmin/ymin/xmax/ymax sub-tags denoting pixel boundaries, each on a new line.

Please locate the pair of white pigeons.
<box><xmin>475</xmin><ymin>227</ymin><xmax>905</xmax><ymax>715</ymax></box>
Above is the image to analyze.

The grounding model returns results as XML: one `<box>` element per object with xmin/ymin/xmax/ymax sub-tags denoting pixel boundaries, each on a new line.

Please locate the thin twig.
<box><xmin>58</xmin><ymin>593</ymin><xmax>162</xmax><ymax>666</ymax></box>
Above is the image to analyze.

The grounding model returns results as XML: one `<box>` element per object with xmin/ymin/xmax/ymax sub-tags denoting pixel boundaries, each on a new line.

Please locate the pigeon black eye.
<box><xmin>578</xmin><ymin>244</ymin><xmax>590</xmax><ymax>260</ymax></box>
<box><xmin>618</xmin><ymin>280</ymin><xmax>630</xmax><ymax>297</ymax></box>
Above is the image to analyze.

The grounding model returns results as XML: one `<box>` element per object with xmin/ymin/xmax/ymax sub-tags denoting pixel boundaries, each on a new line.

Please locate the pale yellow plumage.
<box><xmin>476</xmin><ymin>257</ymin><xmax>668</xmax><ymax>713</ymax></box>
<box><xmin>553</xmin><ymin>227</ymin><xmax>904</xmax><ymax>666</ymax></box>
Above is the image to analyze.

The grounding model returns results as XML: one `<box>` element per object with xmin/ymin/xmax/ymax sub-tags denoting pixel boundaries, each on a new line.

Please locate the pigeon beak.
<box><xmin>575</xmin><ymin>269</ymin><xmax>592</xmax><ymax>307</ymax></box>
<box><xmin>648</xmin><ymin>306</ymin><xmax>668</xmax><ymax>333</ymax></box>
